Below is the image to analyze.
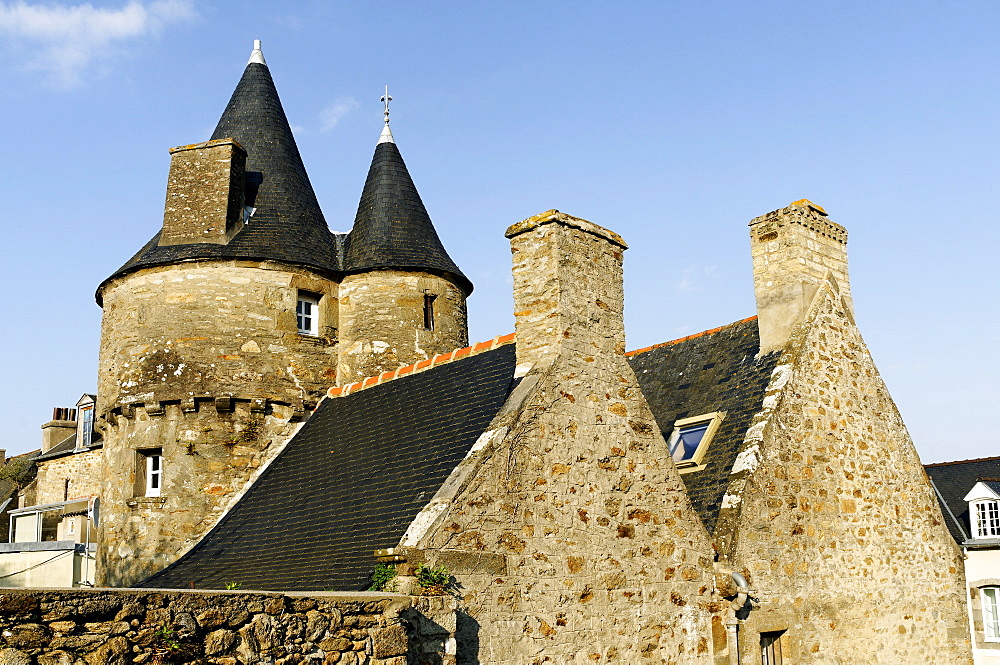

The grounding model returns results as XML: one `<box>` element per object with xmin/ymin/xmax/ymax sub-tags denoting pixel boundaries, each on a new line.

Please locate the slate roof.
<box><xmin>33</xmin><ymin>435</ymin><xmax>102</xmax><ymax>462</ymax></box>
<box><xmin>627</xmin><ymin>317</ymin><xmax>781</xmax><ymax>533</ymax></box>
<box><xmin>344</xmin><ymin>140</ymin><xmax>472</xmax><ymax>295</ymax></box>
<box><xmin>99</xmin><ymin>53</ymin><xmax>471</xmax><ymax>302</ymax></box>
<box><xmin>925</xmin><ymin>456</ymin><xmax>1000</xmax><ymax>543</ymax></box>
<box><xmin>99</xmin><ymin>59</ymin><xmax>343</xmax><ymax>301</ymax></box>
<box><xmin>139</xmin><ymin>343</ymin><xmax>517</xmax><ymax>591</ymax></box>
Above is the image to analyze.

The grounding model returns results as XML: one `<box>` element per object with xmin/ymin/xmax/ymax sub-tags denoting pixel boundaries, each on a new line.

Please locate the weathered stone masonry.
<box><xmin>399</xmin><ymin>212</ymin><xmax>729</xmax><ymax>664</ymax></box>
<box><xmin>0</xmin><ymin>589</ymin><xmax>457</xmax><ymax>665</ymax></box>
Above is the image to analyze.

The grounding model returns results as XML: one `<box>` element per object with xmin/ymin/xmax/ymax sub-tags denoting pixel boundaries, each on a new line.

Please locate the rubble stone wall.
<box><xmin>337</xmin><ymin>271</ymin><xmax>467</xmax><ymax>385</ymax></box>
<box><xmin>0</xmin><ymin>589</ymin><xmax>456</xmax><ymax>665</ymax></box>
<box><xmin>159</xmin><ymin>140</ymin><xmax>247</xmax><ymax>247</ymax></box>
<box><xmin>95</xmin><ymin>260</ymin><xmax>338</xmax><ymax>587</ymax></box>
<box><xmin>97</xmin><ymin>261</ymin><xmax>339</xmax><ymax>413</ymax></box>
<box><xmin>719</xmin><ymin>283</ymin><xmax>972</xmax><ymax>664</ymax></box>
<box><xmin>412</xmin><ymin>212</ymin><xmax>725</xmax><ymax>664</ymax></box>
<box><xmin>96</xmin><ymin>402</ymin><xmax>301</xmax><ymax>587</ymax></box>
<box><xmin>749</xmin><ymin>201</ymin><xmax>852</xmax><ymax>353</ymax></box>
<box><xmin>32</xmin><ymin>451</ymin><xmax>103</xmax><ymax>506</ymax></box>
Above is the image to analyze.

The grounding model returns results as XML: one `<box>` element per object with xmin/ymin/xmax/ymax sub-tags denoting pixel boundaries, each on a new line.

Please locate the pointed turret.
<box><xmin>98</xmin><ymin>40</ymin><xmax>341</xmax><ymax>302</ymax></box>
<box><xmin>344</xmin><ymin>118</ymin><xmax>472</xmax><ymax>295</ymax></box>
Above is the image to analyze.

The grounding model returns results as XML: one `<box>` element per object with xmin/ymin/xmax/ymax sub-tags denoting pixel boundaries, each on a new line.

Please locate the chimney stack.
<box><xmin>41</xmin><ymin>407</ymin><xmax>77</xmax><ymax>453</ymax></box>
<box><xmin>158</xmin><ymin>139</ymin><xmax>247</xmax><ymax>246</ymax></box>
<box><xmin>749</xmin><ymin>200</ymin><xmax>851</xmax><ymax>354</ymax></box>
<box><xmin>506</xmin><ymin>210</ymin><xmax>628</xmax><ymax>373</ymax></box>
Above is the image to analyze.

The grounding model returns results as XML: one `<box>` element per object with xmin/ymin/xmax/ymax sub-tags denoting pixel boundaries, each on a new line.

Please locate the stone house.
<box><xmin>0</xmin><ymin>395</ymin><xmax>101</xmax><ymax>588</ymax></box>
<box><xmin>926</xmin><ymin>456</ymin><xmax>1000</xmax><ymax>665</ymax></box>
<box><xmin>16</xmin><ymin>41</ymin><xmax>973</xmax><ymax>662</ymax></box>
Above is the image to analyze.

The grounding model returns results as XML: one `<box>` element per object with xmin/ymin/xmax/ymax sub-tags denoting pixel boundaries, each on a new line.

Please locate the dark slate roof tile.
<box><xmin>139</xmin><ymin>344</ymin><xmax>516</xmax><ymax>591</ymax></box>
<box><xmin>627</xmin><ymin>317</ymin><xmax>780</xmax><ymax>533</ymax></box>
<box><xmin>344</xmin><ymin>141</ymin><xmax>471</xmax><ymax>295</ymax></box>
<box><xmin>99</xmin><ymin>61</ymin><xmax>341</xmax><ymax>301</ymax></box>
<box><xmin>925</xmin><ymin>456</ymin><xmax>1000</xmax><ymax>543</ymax></box>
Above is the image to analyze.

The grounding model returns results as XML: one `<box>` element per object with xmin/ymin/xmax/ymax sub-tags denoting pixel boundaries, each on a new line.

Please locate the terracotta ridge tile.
<box><xmin>625</xmin><ymin>316</ymin><xmax>758</xmax><ymax>358</ymax></box>
<box><xmin>324</xmin><ymin>332</ymin><xmax>516</xmax><ymax>399</ymax></box>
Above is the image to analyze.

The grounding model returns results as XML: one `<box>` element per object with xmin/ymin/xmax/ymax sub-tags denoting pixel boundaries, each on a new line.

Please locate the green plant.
<box><xmin>150</xmin><ymin>627</ymin><xmax>184</xmax><ymax>664</ymax></box>
<box><xmin>368</xmin><ymin>562</ymin><xmax>398</xmax><ymax>592</ymax></box>
<box><xmin>414</xmin><ymin>564</ymin><xmax>451</xmax><ymax>596</ymax></box>
<box><xmin>225</xmin><ymin>581</ymin><xmax>242</xmax><ymax>590</ymax></box>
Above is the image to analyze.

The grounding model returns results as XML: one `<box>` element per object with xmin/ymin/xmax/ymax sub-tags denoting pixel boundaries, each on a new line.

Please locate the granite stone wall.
<box><xmin>95</xmin><ymin>260</ymin><xmax>338</xmax><ymax>587</ymax></box>
<box><xmin>716</xmin><ymin>281</ymin><xmax>973</xmax><ymax>663</ymax></box>
<box><xmin>337</xmin><ymin>272</ymin><xmax>467</xmax><ymax>386</ymax></box>
<box><xmin>749</xmin><ymin>201</ymin><xmax>852</xmax><ymax>354</ymax></box>
<box><xmin>407</xmin><ymin>212</ymin><xmax>726</xmax><ymax>664</ymax></box>
<box><xmin>159</xmin><ymin>140</ymin><xmax>247</xmax><ymax>247</ymax></box>
<box><xmin>0</xmin><ymin>589</ymin><xmax>456</xmax><ymax>665</ymax></box>
<box><xmin>32</xmin><ymin>451</ymin><xmax>103</xmax><ymax>506</ymax></box>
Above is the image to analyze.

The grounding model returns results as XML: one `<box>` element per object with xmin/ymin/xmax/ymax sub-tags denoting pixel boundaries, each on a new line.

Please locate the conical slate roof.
<box><xmin>98</xmin><ymin>47</ymin><xmax>342</xmax><ymax>302</ymax></box>
<box><xmin>344</xmin><ymin>132</ymin><xmax>472</xmax><ymax>295</ymax></box>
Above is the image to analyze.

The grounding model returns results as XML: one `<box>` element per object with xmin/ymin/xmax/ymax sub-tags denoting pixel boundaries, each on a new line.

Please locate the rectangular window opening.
<box><xmin>423</xmin><ymin>293</ymin><xmax>437</xmax><ymax>331</ymax></box>
<box><xmin>760</xmin><ymin>630</ymin><xmax>785</xmax><ymax>665</ymax></box>
<box><xmin>297</xmin><ymin>291</ymin><xmax>320</xmax><ymax>336</ymax></box>
<box><xmin>135</xmin><ymin>448</ymin><xmax>164</xmax><ymax>498</ymax></box>
<box><xmin>984</xmin><ymin>587</ymin><xmax>1000</xmax><ymax>641</ymax></box>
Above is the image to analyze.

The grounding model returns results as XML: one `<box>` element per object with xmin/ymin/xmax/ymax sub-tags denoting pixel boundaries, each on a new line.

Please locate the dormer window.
<box><xmin>75</xmin><ymin>393</ymin><xmax>96</xmax><ymax>450</ymax></box>
<box><xmin>296</xmin><ymin>291</ymin><xmax>320</xmax><ymax>336</ymax></box>
<box><xmin>964</xmin><ymin>480</ymin><xmax>1000</xmax><ymax>539</ymax></box>
<box><xmin>666</xmin><ymin>411</ymin><xmax>725</xmax><ymax>472</ymax></box>
<box><xmin>975</xmin><ymin>500</ymin><xmax>1000</xmax><ymax>538</ymax></box>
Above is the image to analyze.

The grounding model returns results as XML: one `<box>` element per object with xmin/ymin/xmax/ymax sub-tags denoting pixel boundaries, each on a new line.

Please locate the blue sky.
<box><xmin>1</xmin><ymin>1</ymin><xmax>997</xmax><ymax>463</ymax></box>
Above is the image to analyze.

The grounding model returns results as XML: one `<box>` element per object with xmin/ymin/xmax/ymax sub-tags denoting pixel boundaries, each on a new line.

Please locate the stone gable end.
<box><xmin>419</xmin><ymin>346</ymin><xmax>724</xmax><ymax>664</ymax></box>
<box><xmin>720</xmin><ymin>281</ymin><xmax>972</xmax><ymax>664</ymax></box>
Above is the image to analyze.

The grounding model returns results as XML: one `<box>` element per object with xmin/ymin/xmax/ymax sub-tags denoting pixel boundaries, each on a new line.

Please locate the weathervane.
<box><xmin>381</xmin><ymin>86</ymin><xmax>392</xmax><ymax>125</ymax></box>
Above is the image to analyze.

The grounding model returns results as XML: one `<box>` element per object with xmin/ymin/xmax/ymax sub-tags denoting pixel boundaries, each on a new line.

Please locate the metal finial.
<box><xmin>381</xmin><ymin>86</ymin><xmax>392</xmax><ymax>125</ymax></box>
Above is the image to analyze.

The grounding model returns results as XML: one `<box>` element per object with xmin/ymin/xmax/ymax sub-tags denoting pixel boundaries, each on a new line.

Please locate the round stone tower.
<box><xmin>95</xmin><ymin>42</ymin><xmax>342</xmax><ymax>586</ymax></box>
<box><xmin>337</xmin><ymin>120</ymin><xmax>472</xmax><ymax>384</ymax></box>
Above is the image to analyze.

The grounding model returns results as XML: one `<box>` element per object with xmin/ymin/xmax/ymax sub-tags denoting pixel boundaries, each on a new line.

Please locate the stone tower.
<box><xmin>95</xmin><ymin>43</ymin><xmax>340</xmax><ymax>586</ymax></box>
<box><xmin>337</xmin><ymin>121</ymin><xmax>471</xmax><ymax>384</ymax></box>
<box><xmin>94</xmin><ymin>42</ymin><xmax>471</xmax><ymax>586</ymax></box>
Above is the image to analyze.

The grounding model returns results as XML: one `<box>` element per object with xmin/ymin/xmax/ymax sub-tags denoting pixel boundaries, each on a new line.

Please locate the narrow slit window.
<box><xmin>297</xmin><ymin>292</ymin><xmax>320</xmax><ymax>335</ymax></box>
<box><xmin>423</xmin><ymin>294</ymin><xmax>436</xmax><ymax>331</ymax></box>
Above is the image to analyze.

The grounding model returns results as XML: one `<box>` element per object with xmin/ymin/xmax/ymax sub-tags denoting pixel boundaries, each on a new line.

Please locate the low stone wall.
<box><xmin>0</xmin><ymin>589</ymin><xmax>456</xmax><ymax>665</ymax></box>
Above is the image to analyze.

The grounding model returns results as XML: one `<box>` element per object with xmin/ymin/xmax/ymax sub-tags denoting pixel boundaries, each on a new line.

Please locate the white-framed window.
<box><xmin>296</xmin><ymin>292</ymin><xmax>320</xmax><ymax>335</ymax></box>
<box><xmin>984</xmin><ymin>587</ymin><xmax>1000</xmax><ymax>642</ymax></box>
<box><xmin>79</xmin><ymin>406</ymin><xmax>94</xmax><ymax>447</ymax></box>
<box><xmin>974</xmin><ymin>500</ymin><xmax>1000</xmax><ymax>538</ymax></box>
<box><xmin>666</xmin><ymin>411</ymin><xmax>725</xmax><ymax>472</ymax></box>
<box><xmin>146</xmin><ymin>453</ymin><xmax>163</xmax><ymax>497</ymax></box>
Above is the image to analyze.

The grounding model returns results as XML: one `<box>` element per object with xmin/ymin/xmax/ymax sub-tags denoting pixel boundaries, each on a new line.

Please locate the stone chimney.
<box><xmin>506</xmin><ymin>210</ymin><xmax>628</xmax><ymax>372</ymax></box>
<box><xmin>158</xmin><ymin>139</ymin><xmax>247</xmax><ymax>246</ymax></box>
<box><xmin>750</xmin><ymin>200</ymin><xmax>851</xmax><ymax>353</ymax></box>
<box><xmin>41</xmin><ymin>407</ymin><xmax>77</xmax><ymax>453</ymax></box>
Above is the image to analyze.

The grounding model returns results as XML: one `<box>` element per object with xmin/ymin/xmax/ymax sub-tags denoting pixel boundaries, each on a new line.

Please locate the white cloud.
<box><xmin>319</xmin><ymin>96</ymin><xmax>359</xmax><ymax>132</ymax></box>
<box><xmin>0</xmin><ymin>0</ymin><xmax>195</xmax><ymax>87</ymax></box>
